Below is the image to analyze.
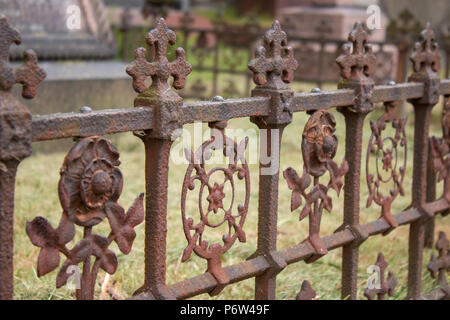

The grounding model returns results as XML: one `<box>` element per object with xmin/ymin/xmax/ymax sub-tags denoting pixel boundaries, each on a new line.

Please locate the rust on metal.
<box><xmin>427</xmin><ymin>231</ymin><xmax>450</xmax><ymax>290</ymax></box>
<box><xmin>296</xmin><ymin>280</ymin><xmax>317</xmax><ymax>300</ymax></box>
<box><xmin>126</xmin><ymin>17</ymin><xmax>191</xmax><ymax>300</ymax></box>
<box><xmin>407</xmin><ymin>22</ymin><xmax>441</xmax><ymax>300</ymax></box>
<box><xmin>248</xmin><ymin>20</ymin><xmax>298</xmax><ymax>89</ymax></box>
<box><xmin>0</xmin><ymin>16</ymin><xmax>46</xmax><ymax>99</ymax></box>
<box><xmin>364</xmin><ymin>253</ymin><xmax>397</xmax><ymax>300</ymax></box>
<box><xmin>181</xmin><ymin>121</ymin><xmax>250</xmax><ymax>296</ymax></box>
<box><xmin>30</xmin><ymin>80</ymin><xmax>450</xmax><ymax>143</ymax></box>
<box><xmin>336</xmin><ymin>23</ymin><xmax>375</xmax><ymax>83</ymax></box>
<box><xmin>0</xmin><ymin>16</ymin><xmax>448</xmax><ymax>301</ymax></box>
<box><xmin>284</xmin><ymin>110</ymin><xmax>348</xmax><ymax>261</ymax></box>
<box><xmin>366</xmin><ymin>101</ymin><xmax>408</xmax><ymax>230</ymax></box>
<box><xmin>126</xmin><ymin>17</ymin><xmax>192</xmax><ymax>95</ymax></box>
<box><xmin>0</xmin><ymin>15</ymin><xmax>45</xmax><ymax>300</ymax></box>
<box><xmin>410</xmin><ymin>23</ymin><xmax>440</xmax><ymax>76</ymax></box>
<box><xmin>246</xmin><ymin>20</ymin><xmax>297</xmax><ymax>300</ymax></box>
<box><xmin>26</xmin><ymin>136</ymin><xmax>144</xmax><ymax>300</ymax></box>
<box><xmin>335</xmin><ymin>22</ymin><xmax>376</xmax><ymax>300</ymax></box>
<box><xmin>430</xmin><ymin>96</ymin><xmax>450</xmax><ymax>205</ymax></box>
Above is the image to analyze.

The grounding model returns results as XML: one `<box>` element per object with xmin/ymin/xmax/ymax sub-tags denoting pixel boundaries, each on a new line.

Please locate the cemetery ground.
<box><xmin>12</xmin><ymin>79</ymin><xmax>450</xmax><ymax>300</ymax></box>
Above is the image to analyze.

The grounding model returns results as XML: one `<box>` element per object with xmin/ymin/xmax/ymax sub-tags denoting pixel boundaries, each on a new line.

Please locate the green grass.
<box><xmin>13</xmin><ymin>79</ymin><xmax>449</xmax><ymax>300</ymax></box>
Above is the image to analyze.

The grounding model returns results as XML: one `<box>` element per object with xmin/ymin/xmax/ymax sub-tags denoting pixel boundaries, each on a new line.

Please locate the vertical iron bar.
<box><xmin>424</xmin><ymin>142</ymin><xmax>436</xmax><ymax>248</ymax></box>
<box><xmin>340</xmin><ymin>111</ymin><xmax>366</xmax><ymax>300</ymax></box>
<box><xmin>142</xmin><ymin>137</ymin><xmax>175</xmax><ymax>299</ymax></box>
<box><xmin>406</xmin><ymin>23</ymin><xmax>440</xmax><ymax>299</ymax></box>
<box><xmin>407</xmin><ymin>101</ymin><xmax>434</xmax><ymax>298</ymax></box>
<box><xmin>0</xmin><ymin>17</ymin><xmax>44</xmax><ymax>298</ymax></box>
<box><xmin>253</xmin><ymin>125</ymin><xmax>285</xmax><ymax>299</ymax></box>
<box><xmin>0</xmin><ymin>160</ymin><xmax>20</xmax><ymax>299</ymax></box>
<box><xmin>334</xmin><ymin>22</ymin><xmax>375</xmax><ymax>300</ymax></box>
<box><xmin>126</xmin><ymin>17</ymin><xmax>192</xmax><ymax>299</ymax></box>
<box><xmin>247</xmin><ymin>20</ymin><xmax>298</xmax><ymax>299</ymax></box>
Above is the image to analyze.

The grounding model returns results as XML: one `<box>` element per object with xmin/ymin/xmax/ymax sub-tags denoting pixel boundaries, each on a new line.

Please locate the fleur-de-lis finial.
<box><xmin>248</xmin><ymin>20</ymin><xmax>298</xmax><ymax>89</ymax></box>
<box><xmin>364</xmin><ymin>253</ymin><xmax>397</xmax><ymax>300</ymax></box>
<box><xmin>126</xmin><ymin>18</ymin><xmax>192</xmax><ymax>95</ymax></box>
<box><xmin>410</xmin><ymin>22</ymin><xmax>440</xmax><ymax>74</ymax></box>
<box><xmin>0</xmin><ymin>15</ymin><xmax>46</xmax><ymax>98</ymax></box>
<box><xmin>296</xmin><ymin>280</ymin><xmax>318</xmax><ymax>300</ymax></box>
<box><xmin>336</xmin><ymin>22</ymin><xmax>375</xmax><ymax>81</ymax></box>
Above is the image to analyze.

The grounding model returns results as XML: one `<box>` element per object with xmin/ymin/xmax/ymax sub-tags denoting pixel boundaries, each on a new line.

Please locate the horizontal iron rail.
<box><xmin>31</xmin><ymin>80</ymin><xmax>450</xmax><ymax>142</ymax></box>
<box><xmin>132</xmin><ymin>198</ymin><xmax>448</xmax><ymax>300</ymax></box>
<box><xmin>32</xmin><ymin>107</ymin><xmax>153</xmax><ymax>142</ymax></box>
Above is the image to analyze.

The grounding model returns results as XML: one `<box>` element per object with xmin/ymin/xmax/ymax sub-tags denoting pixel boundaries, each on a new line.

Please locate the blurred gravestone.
<box><xmin>278</xmin><ymin>0</ymin><xmax>398</xmax><ymax>85</ymax></box>
<box><xmin>380</xmin><ymin>0</ymin><xmax>449</xmax><ymax>28</ymax></box>
<box><xmin>2</xmin><ymin>0</ymin><xmax>136</xmax><ymax>153</ymax></box>
<box><xmin>3</xmin><ymin>0</ymin><xmax>116</xmax><ymax>60</ymax></box>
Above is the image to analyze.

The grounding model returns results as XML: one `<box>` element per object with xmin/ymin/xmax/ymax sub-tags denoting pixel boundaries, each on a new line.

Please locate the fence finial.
<box><xmin>336</xmin><ymin>22</ymin><xmax>375</xmax><ymax>81</ymax></box>
<box><xmin>0</xmin><ymin>15</ymin><xmax>46</xmax><ymax>98</ymax></box>
<box><xmin>364</xmin><ymin>253</ymin><xmax>397</xmax><ymax>300</ymax></box>
<box><xmin>410</xmin><ymin>22</ymin><xmax>440</xmax><ymax>75</ymax></box>
<box><xmin>296</xmin><ymin>280</ymin><xmax>317</xmax><ymax>300</ymax></box>
<box><xmin>248</xmin><ymin>20</ymin><xmax>298</xmax><ymax>89</ymax></box>
<box><xmin>126</xmin><ymin>17</ymin><xmax>192</xmax><ymax>95</ymax></box>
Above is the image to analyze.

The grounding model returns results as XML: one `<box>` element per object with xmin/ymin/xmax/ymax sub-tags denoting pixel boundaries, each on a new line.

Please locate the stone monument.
<box><xmin>3</xmin><ymin>0</ymin><xmax>116</xmax><ymax>59</ymax></box>
<box><xmin>2</xmin><ymin>0</ymin><xmax>136</xmax><ymax>152</ymax></box>
<box><xmin>278</xmin><ymin>0</ymin><xmax>398</xmax><ymax>85</ymax></box>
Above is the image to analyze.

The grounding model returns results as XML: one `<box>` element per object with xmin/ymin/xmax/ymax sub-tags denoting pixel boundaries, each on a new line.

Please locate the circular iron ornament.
<box><xmin>181</xmin><ymin>134</ymin><xmax>250</xmax><ymax>265</ymax></box>
<box><xmin>366</xmin><ymin>102</ymin><xmax>407</xmax><ymax>229</ymax></box>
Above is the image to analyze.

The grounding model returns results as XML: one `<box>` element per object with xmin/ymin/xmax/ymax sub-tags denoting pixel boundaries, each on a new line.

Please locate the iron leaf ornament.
<box><xmin>26</xmin><ymin>136</ymin><xmax>144</xmax><ymax>300</ymax></box>
<box><xmin>284</xmin><ymin>110</ymin><xmax>348</xmax><ymax>261</ymax></box>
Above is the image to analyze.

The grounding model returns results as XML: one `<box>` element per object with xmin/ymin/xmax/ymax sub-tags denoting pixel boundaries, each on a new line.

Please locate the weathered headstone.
<box><xmin>278</xmin><ymin>0</ymin><xmax>398</xmax><ymax>85</ymax></box>
<box><xmin>1</xmin><ymin>0</ymin><xmax>134</xmax><ymax>153</ymax></box>
<box><xmin>380</xmin><ymin>0</ymin><xmax>449</xmax><ymax>28</ymax></box>
<box><xmin>2</xmin><ymin>0</ymin><xmax>116</xmax><ymax>60</ymax></box>
<box><xmin>279</xmin><ymin>0</ymin><xmax>386</xmax><ymax>42</ymax></box>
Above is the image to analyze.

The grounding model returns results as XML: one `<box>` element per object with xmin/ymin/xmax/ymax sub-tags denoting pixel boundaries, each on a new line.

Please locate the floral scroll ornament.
<box><xmin>284</xmin><ymin>110</ymin><xmax>348</xmax><ymax>261</ymax></box>
<box><xmin>430</xmin><ymin>97</ymin><xmax>450</xmax><ymax>206</ymax></box>
<box><xmin>366</xmin><ymin>101</ymin><xmax>407</xmax><ymax>230</ymax></box>
<box><xmin>26</xmin><ymin>136</ymin><xmax>144</xmax><ymax>300</ymax></box>
<box><xmin>181</xmin><ymin>122</ymin><xmax>250</xmax><ymax>296</ymax></box>
<box><xmin>427</xmin><ymin>232</ymin><xmax>450</xmax><ymax>289</ymax></box>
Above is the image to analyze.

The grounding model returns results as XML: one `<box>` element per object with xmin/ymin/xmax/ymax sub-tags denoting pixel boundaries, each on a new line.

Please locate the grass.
<box><xmin>12</xmin><ymin>78</ymin><xmax>449</xmax><ymax>300</ymax></box>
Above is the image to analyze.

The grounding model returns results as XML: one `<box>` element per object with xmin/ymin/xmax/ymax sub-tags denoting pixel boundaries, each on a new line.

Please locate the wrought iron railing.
<box><xmin>0</xmin><ymin>15</ymin><xmax>448</xmax><ymax>300</ymax></box>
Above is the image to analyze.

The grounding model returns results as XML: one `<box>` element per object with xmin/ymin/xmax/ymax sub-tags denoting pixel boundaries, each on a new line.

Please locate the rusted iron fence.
<box><xmin>0</xmin><ymin>14</ymin><xmax>449</xmax><ymax>300</ymax></box>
